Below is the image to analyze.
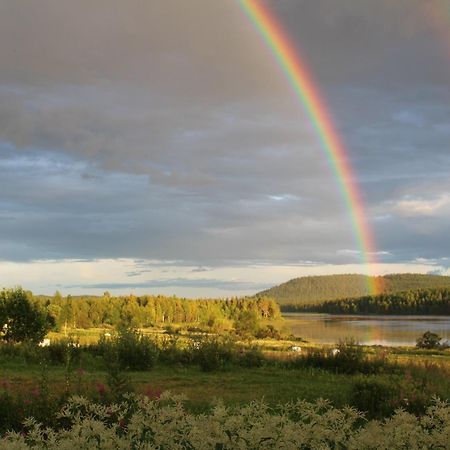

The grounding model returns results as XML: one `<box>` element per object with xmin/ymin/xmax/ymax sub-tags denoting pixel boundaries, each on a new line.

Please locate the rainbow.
<box><xmin>238</xmin><ymin>0</ymin><xmax>382</xmax><ymax>295</ymax></box>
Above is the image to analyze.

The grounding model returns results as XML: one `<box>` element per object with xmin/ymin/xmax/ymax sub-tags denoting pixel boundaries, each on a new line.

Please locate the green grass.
<box><xmin>0</xmin><ymin>360</ymin><xmax>352</xmax><ymax>406</ymax></box>
<box><xmin>0</xmin><ymin>335</ymin><xmax>449</xmax><ymax>417</ymax></box>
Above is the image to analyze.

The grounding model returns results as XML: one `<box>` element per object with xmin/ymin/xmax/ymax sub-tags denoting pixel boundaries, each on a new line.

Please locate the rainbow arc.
<box><xmin>238</xmin><ymin>0</ymin><xmax>382</xmax><ymax>295</ymax></box>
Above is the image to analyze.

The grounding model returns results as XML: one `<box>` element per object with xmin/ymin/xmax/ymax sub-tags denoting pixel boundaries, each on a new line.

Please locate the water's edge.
<box><xmin>282</xmin><ymin>312</ymin><xmax>450</xmax><ymax>346</ymax></box>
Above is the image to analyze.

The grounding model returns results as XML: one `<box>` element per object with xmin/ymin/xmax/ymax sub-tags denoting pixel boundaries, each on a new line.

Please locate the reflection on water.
<box><xmin>283</xmin><ymin>313</ymin><xmax>450</xmax><ymax>346</ymax></box>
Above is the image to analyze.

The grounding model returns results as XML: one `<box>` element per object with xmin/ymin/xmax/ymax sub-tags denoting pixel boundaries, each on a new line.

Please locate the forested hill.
<box><xmin>257</xmin><ymin>273</ymin><xmax>450</xmax><ymax>307</ymax></box>
<box><xmin>289</xmin><ymin>288</ymin><xmax>450</xmax><ymax>315</ymax></box>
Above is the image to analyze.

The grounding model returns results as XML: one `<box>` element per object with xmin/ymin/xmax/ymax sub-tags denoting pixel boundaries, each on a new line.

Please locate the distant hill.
<box><xmin>257</xmin><ymin>273</ymin><xmax>450</xmax><ymax>307</ymax></box>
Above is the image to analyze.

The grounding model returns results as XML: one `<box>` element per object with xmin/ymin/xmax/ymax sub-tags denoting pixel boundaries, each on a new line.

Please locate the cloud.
<box><xmin>393</xmin><ymin>194</ymin><xmax>450</xmax><ymax>217</ymax></box>
<box><xmin>0</xmin><ymin>0</ymin><xmax>448</xmax><ymax>294</ymax></box>
<box><xmin>1</xmin><ymin>258</ymin><xmax>448</xmax><ymax>297</ymax></box>
<box><xmin>67</xmin><ymin>278</ymin><xmax>271</xmax><ymax>292</ymax></box>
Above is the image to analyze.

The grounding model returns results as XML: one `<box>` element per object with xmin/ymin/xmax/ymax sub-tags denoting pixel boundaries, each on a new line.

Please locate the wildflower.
<box><xmin>144</xmin><ymin>384</ymin><xmax>162</xmax><ymax>400</ymax></box>
<box><xmin>96</xmin><ymin>382</ymin><xmax>106</xmax><ymax>395</ymax></box>
<box><xmin>31</xmin><ymin>388</ymin><xmax>40</xmax><ymax>397</ymax></box>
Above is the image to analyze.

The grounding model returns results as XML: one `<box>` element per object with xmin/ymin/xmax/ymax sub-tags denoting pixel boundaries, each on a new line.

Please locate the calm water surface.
<box><xmin>283</xmin><ymin>313</ymin><xmax>450</xmax><ymax>346</ymax></box>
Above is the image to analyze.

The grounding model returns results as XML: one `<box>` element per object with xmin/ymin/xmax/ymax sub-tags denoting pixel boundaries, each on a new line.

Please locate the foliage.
<box><xmin>0</xmin><ymin>288</ymin><xmax>54</xmax><ymax>343</ymax></box>
<box><xmin>1</xmin><ymin>394</ymin><xmax>450</xmax><ymax>449</ymax></box>
<box><xmin>193</xmin><ymin>336</ymin><xmax>236</xmax><ymax>372</ymax></box>
<box><xmin>234</xmin><ymin>310</ymin><xmax>260</xmax><ymax>338</ymax></box>
<box><xmin>255</xmin><ymin>324</ymin><xmax>282</xmax><ymax>340</ymax></box>
<box><xmin>416</xmin><ymin>331</ymin><xmax>442</xmax><ymax>349</ymax></box>
<box><xmin>32</xmin><ymin>291</ymin><xmax>280</xmax><ymax>331</ymax></box>
<box><xmin>351</xmin><ymin>378</ymin><xmax>400</xmax><ymax>418</ymax></box>
<box><xmin>237</xmin><ymin>345</ymin><xmax>265</xmax><ymax>368</ymax></box>
<box><xmin>0</xmin><ymin>362</ymin><xmax>62</xmax><ymax>433</ymax></box>
<box><xmin>287</xmin><ymin>339</ymin><xmax>391</xmax><ymax>375</ymax></box>
<box><xmin>98</xmin><ymin>328</ymin><xmax>159</xmax><ymax>371</ymax></box>
<box><xmin>289</xmin><ymin>287</ymin><xmax>450</xmax><ymax>315</ymax></box>
<box><xmin>260</xmin><ymin>273</ymin><xmax>450</xmax><ymax>308</ymax></box>
<box><xmin>44</xmin><ymin>337</ymin><xmax>81</xmax><ymax>365</ymax></box>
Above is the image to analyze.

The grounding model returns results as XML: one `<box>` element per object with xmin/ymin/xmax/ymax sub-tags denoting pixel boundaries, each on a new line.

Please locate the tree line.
<box><xmin>282</xmin><ymin>288</ymin><xmax>450</xmax><ymax>315</ymax></box>
<box><xmin>32</xmin><ymin>291</ymin><xmax>280</xmax><ymax>330</ymax></box>
<box><xmin>259</xmin><ymin>273</ymin><xmax>450</xmax><ymax>306</ymax></box>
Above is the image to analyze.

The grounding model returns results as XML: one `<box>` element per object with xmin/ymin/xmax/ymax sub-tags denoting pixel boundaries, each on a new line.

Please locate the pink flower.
<box><xmin>144</xmin><ymin>385</ymin><xmax>162</xmax><ymax>400</ymax></box>
<box><xmin>96</xmin><ymin>382</ymin><xmax>106</xmax><ymax>395</ymax></box>
<box><xmin>31</xmin><ymin>388</ymin><xmax>40</xmax><ymax>397</ymax></box>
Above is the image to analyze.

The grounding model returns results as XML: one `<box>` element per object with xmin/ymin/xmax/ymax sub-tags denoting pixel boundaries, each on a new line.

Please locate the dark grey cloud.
<box><xmin>0</xmin><ymin>0</ymin><xmax>449</xmax><ymax>274</ymax></box>
<box><xmin>67</xmin><ymin>278</ymin><xmax>272</xmax><ymax>292</ymax></box>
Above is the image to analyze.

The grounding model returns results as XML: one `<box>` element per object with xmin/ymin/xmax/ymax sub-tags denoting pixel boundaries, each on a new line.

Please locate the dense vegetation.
<box><xmin>0</xmin><ymin>288</ymin><xmax>54</xmax><ymax>343</ymax></box>
<box><xmin>284</xmin><ymin>288</ymin><xmax>450</xmax><ymax>315</ymax></box>
<box><xmin>30</xmin><ymin>290</ymin><xmax>281</xmax><ymax>332</ymax></box>
<box><xmin>0</xmin><ymin>331</ymin><xmax>449</xmax><ymax>431</ymax></box>
<box><xmin>259</xmin><ymin>273</ymin><xmax>450</xmax><ymax>308</ymax></box>
<box><xmin>2</xmin><ymin>394</ymin><xmax>449</xmax><ymax>449</ymax></box>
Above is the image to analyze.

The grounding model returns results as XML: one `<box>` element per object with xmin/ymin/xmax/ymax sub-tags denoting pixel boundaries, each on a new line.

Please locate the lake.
<box><xmin>283</xmin><ymin>313</ymin><xmax>450</xmax><ymax>346</ymax></box>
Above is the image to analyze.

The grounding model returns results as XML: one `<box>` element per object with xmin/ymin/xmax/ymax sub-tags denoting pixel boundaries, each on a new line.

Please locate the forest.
<box><xmin>283</xmin><ymin>287</ymin><xmax>450</xmax><ymax>315</ymax></box>
<box><xmin>32</xmin><ymin>292</ymin><xmax>281</xmax><ymax>330</ymax></box>
<box><xmin>259</xmin><ymin>273</ymin><xmax>450</xmax><ymax>306</ymax></box>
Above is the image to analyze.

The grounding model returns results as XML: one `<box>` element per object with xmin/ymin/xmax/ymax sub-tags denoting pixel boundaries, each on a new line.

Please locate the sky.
<box><xmin>0</xmin><ymin>0</ymin><xmax>449</xmax><ymax>297</ymax></box>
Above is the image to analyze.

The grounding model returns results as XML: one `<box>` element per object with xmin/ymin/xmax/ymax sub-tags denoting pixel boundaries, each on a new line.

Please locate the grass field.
<box><xmin>0</xmin><ymin>324</ymin><xmax>449</xmax><ymax>440</ymax></box>
<box><xmin>1</xmin><ymin>330</ymin><xmax>449</xmax><ymax>407</ymax></box>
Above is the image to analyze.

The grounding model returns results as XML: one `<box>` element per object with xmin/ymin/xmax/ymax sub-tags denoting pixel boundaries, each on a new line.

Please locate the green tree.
<box><xmin>0</xmin><ymin>288</ymin><xmax>54</xmax><ymax>343</ymax></box>
<box><xmin>234</xmin><ymin>310</ymin><xmax>260</xmax><ymax>338</ymax></box>
<box><xmin>416</xmin><ymin>331</ymin><xmax>441</xmax><ymax>349</ymax></box>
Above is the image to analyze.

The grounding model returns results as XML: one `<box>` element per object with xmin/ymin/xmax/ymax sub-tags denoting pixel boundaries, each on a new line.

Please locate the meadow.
<box><xmin>0</xmin><ymin>288</ymin><xmax>449</xmax><ymax>448</ymax></box>
<box><xmin>1</xmin><ymin>327</ymin><xmax>449</xmax><ymax>420</ymax></box>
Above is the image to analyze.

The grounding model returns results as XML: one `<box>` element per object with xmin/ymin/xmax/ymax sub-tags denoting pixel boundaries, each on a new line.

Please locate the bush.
<box><xmin>0</xmin><ymin>341</ymin><xmax>42</xmax><ymax>364</ymax></box>
<box><xmin>255</xmin><ymin>324</ymin><xmax>282</xmax><ymax>340</ymax></box>
<box><xmin>287</xmin><ymin>339</ymin><xmax>391</xmax><ymax>375</ymax></box>
<box><xmin>158</xmin><ymin>336</ymin><xmax>194</xmax><ymax>366</ymax></box>
<box><xmin>416</xmin><ymin>331</ymin><xmax>442</xmax><ymax>349</ymax></box>
<box><xmin>45</xmin><ymin>338</ymin><xmax>81</xmax><ymax>366</ymax></box>
<box><xmin>0</xmin><ymin>288</ymin><xmax>54</xmax><ymax>343</ymax></box>
<box><xmin>351</xmin><ymin>378</ymin><xmax>399</xmax><ymax>418</ymax></box>
<box><xmin>0</xmin><ymin>387</ymin><xmax>22</xmax><ymax>432</ymax></box>
<box><xmin>194</xmin><ymin>337</ymin><xmax>235</xmax><ymax>372</ymax></box>
<box><xmin>237</xmin><ymin>345</ymin><xmax>266</xmax><ymax>368</ymax></box>
<box><xmin>2</xmin><ymin>394</ymin><xmax>450</xmax><ymax>449</ymax></box>
<box><xmin>233</xmin><ymin>310</ymin><xmax>260</xmax><ymax>338</ymax></box>
<box><xmin>98</xmin><ymin>329</ymin><xmax>159</xmax><ymax>371</ymax></box>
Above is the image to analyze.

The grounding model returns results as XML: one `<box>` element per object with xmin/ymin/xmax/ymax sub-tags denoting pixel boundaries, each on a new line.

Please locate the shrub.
<box><xmin>287</xmin><ymin>339</ymin><xmax>391</xmax><ymax>375</ymax></box>
<box><xmin>45</xmin><ymin>338</ymin><xmax>81</xmax><ymax>365</ymax></box>
<box><xmin>99</xmin><ymin>329</ymin><xmax>159</xmax><ymax>371</ymax></box>
<box><xmin>234</xmin><ymin>310</ymin><xmax>260</xmax><ymax>338</ymax></box>
<box><xmin>0</xmin><ymin>341</ymin><xmax>43</xmax><ymax>364</ymax></box>
<box><xmin>158</xmin><ymin>336</ymin><xmax>194</xmax><ymax>366</ymax></box>
<box><xmin>416</xmin><ymin>331</ymin><xmax>442</xmax><ymax>349</ymax></box>
<box><xmin>237</xmin><ymin>345</ymin><xmax>266</xmax><ymax>368</ymax></box>
<box><xmin>351</xmin><ymin>378</ymin><xmax>399</xmax><ymax>418</ymax></box>
<box><xmin>0</xmin><ymin>386</ymin><xmax>22</xmax><ymax>432</ymax></box>
<box><xmin>0</xmin><ymin>288</ymin><xmax>54</xmax><ymax>344</ymax></box>
<box><xmin>2</xmin><ymin>394</ymin><xmax>450</xmax><ymax>449</ymax></box>
<box><xmin>194</xmin><ymin>336</ymin><xmax>235</xmax><ymax>372</ymax></box>
<box><xmin>255</xmin><ymin>324</ymin><xmax>282</xmax><ymax>340</ymax></box>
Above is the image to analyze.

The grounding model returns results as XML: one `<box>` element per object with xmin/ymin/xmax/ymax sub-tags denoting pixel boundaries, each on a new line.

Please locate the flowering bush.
<box><xmin>2</xmin><ymin>394</ymin><xmax>449</xmax><ymax>449</ymax></box>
